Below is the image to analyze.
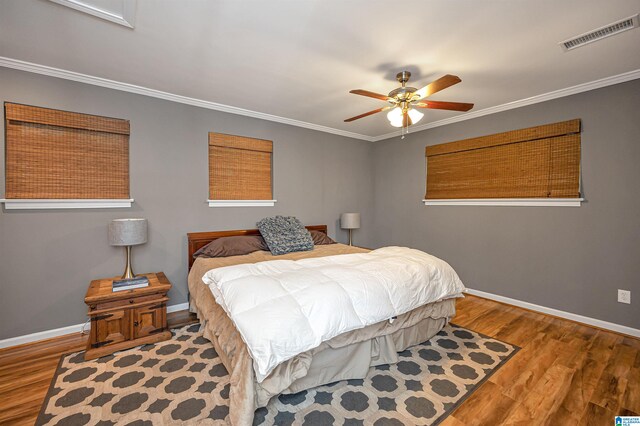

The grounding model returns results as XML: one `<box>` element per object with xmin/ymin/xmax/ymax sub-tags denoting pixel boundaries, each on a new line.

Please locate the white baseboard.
<box><xmin>0</xmin><ymin>302</ymin><xmax>191</xmax><ymax>349</ymax></box>
<box><xmin>0</xmin><ymin>322</ymin><xmax>90</xmax><ymax>350</ymax></box>
<box><xmin>2</xmin><ymin>294</ymin><xmax>637</xmax><ymax>349</ymax></box>
<box><xmin>465</xmin><ymin>288</ymin><xmax>640</xmax><ymax>338</ymax></box>
<box><xmin>167</xmin><ymin>302</ymin><xmax>189</xmax><ymax>314</ymax></box>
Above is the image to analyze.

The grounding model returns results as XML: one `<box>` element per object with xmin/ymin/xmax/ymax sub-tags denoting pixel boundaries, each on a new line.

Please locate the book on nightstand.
<box><xmin>112</xmin><ymin>276</ymin><xmax>149</xmax><ymax>292</ymax></box>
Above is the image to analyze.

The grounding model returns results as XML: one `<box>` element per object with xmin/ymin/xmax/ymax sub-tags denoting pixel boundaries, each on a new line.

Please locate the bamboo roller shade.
<box><xmin>208</xmin><ymin>132</ymin><xmax>273</xmax><ymax>200</ymax></box>
<box><xmin>425</xmin><ymin>119</ymin><xmax>581</xmax><ymax>199</ymax></box>
<box><xmin>4</xmin><ymin>103</ymin><xmax>130</xmax><ymax>199</ymax></box>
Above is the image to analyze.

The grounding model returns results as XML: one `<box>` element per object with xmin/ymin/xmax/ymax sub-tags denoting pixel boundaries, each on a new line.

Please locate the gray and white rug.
<box><xmin>37</xmin><ymin>323</ymin><xmax>518</xmax><ymax>425</ymax></box>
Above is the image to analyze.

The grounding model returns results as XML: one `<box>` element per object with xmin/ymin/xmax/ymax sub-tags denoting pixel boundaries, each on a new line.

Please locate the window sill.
<box><xmin>207</xmin><ymin>200</ymin><xmax>277</xmax><ymax>207</ymax></box>
<box><xmin>1</xmin><ymin>199</ymin><xmax>134</xmax><ymax>210</ymax></box>
<box><xmin>422</xmin><ymin>198</ymin><xmax>584</xmax><ymax>207</ymax></box>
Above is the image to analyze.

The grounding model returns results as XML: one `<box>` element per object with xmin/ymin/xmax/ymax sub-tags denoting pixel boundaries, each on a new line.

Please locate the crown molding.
<box><xmin>2</xmin><ymin>56</ymin><xmax>639</xmax><ymax>143</ymax></box>
<box><xmin>0</xmin><ymin>57</ymin><xmax>373</xmax><ymax>142</ymax></box>
<box><xmin>372</xmin><ymin>68</ymin><xmax>640</xmax><ymax>142</ymax></box>
<box><xmin>48</xmin><ymin>0</ymin><xmax>136</xmax><ymax>28</ymax></box>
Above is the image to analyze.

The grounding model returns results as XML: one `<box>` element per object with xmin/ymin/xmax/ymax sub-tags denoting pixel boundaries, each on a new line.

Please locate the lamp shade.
<box><xmin>340</xmin><ymin>213</ymin><xmax>361</xmax><ymax>230</ymax></box>
<box><xmin>108</xmin><ymin>218</ymin><xmax>148</xmax><ymax>246</ymax></box>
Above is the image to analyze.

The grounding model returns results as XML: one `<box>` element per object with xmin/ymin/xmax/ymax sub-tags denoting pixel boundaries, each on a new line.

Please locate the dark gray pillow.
<box><xmin>257</xmin><ymin>216</ymin><xmax>314</xmax><ymax>255</ymax></box>
<box><xmin>193</xmin><ymin>235</ymin><xmax>269</xmax><ymax>259</ymax></box>
<box><xmin>310</xmin><ymin>230</ymin><xmax>336</xmax><ymax>245</ymax></box>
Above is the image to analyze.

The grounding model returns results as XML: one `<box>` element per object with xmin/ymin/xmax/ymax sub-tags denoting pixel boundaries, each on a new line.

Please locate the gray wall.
<box><xmin>1</xmin><ymin>67</ymin><xmax>639</xmax><ymax>340</ymax></box>
<box><xmin>371</xmin><ymin>79</ymin><xmax>640</xmax><ymax>329</ymax></box>
<box><xmin>0</xmin><ymin>68</ymin><xmax>375</xmax><ymax>339</ymax></box>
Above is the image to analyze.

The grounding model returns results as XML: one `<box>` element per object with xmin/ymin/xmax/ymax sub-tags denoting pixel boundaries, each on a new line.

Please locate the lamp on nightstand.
<box><xmin>108</xmin><ymin>218</ymin><xmax>148</xmax><ymax>279</ymax></box>
<box><xmin>340</xmin><ymin>213</ymin><xmax>360</xmax><ymax>246</ymax></box>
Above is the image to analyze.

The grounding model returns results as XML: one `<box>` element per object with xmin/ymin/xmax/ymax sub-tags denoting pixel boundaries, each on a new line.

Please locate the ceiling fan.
<box><xmin>345</xmin><ymin>71</ymin><xmax>474</xmax><ymax>136</ymax></box>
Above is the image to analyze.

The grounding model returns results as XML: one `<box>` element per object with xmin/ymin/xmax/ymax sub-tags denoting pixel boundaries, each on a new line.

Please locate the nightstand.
<box><xmin>84</xmin><ymin>272</ymin><xmax>172</xmax><ymax>360</ymax></box>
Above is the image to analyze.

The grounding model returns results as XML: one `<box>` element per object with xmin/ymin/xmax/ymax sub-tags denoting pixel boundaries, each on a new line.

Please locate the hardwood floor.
<box><xmin>0</xmin><ymin>310</ymin><xmax>198</xmax><ymax>426</ymax></box>
<box><xmin>0</xmin><ymin>296</ymin><xmax>637</xmax><ymax>425</ymax></box>
<box><xmin>444</xmin><ymin>295</ymin><xmax>639</xmax><ymax>425</ymax></box>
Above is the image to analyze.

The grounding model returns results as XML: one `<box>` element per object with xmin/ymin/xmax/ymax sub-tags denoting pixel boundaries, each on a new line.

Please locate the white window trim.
<box><xmin>1</xmin><ymin>199</ymin><xmax>134</xmax><ymax>210</ymax></box>
<box><xmin>207</xmin><ymin>199</ymin><xmax>277</xmax><ymax>207</ymax></box>
<box><xmin>423</xmin><ymin>198</ymin><xmax>584</xmax><ymax>207</ymax></box>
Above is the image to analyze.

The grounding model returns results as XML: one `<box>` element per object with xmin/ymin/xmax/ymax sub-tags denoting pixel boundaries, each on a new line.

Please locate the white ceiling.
<box><xmin>1</xmin><ymin>0</ymin><xmax>639</xmax><ymax>140</ymax></box>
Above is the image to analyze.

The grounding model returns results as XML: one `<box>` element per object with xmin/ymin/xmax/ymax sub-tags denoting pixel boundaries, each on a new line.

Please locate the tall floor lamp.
<box><xmin>340</xmin><ymin>213</ymin><xmax>360</xmax><ymax>246</ymax></box>
<box><xmin>108</xmin><ymin>218</ymin><xmax>148</xmax><ymax>279</ymax></box>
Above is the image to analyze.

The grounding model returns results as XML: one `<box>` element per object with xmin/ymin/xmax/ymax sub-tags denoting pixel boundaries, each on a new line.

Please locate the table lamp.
<box><xmin>340</xmin><ymin>213</ymin><xmax>360</xmax><ymax>246</ymax></box>
<box><xmin>108</xmin><ymin>218</ymin><xmax>147</xmax><ymax>279</ymax></box>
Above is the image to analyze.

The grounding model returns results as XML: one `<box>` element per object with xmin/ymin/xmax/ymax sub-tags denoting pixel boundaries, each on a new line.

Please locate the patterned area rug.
<box><xmin>37</xmin><ymin>323</ymin><xmax>518</xmax><ymax>425</ymax></box>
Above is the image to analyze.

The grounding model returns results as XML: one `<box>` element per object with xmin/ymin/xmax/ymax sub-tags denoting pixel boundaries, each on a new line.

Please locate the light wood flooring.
<box><xmin>444</xmin><ymin>295</ymin><xmax>639</xmax><ymax>425</ymax></box>
<box><xmin>0</xmin><ymin>310</ymin><xmax>198</xmax><ymax>426</ymax></box>
<box><xmin>0</xmin><ymin>296</ymin><xmax>637</xmax><ymax>425</ymax></box>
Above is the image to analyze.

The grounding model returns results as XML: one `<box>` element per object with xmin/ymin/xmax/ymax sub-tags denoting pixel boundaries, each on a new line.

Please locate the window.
<box><xmin>2</xmin><ymin>103</ymin><xmax>132</xmax><ymax>209</ymax></box>
<box><xmin>424</xmin><ymin>119</ymin><xmax>582</xmax><ymax>206</ymax></box>
<box><xmin>208</xmin><ymin>132</ymin><xmax>275</xmax><ymax>207</ymax></box>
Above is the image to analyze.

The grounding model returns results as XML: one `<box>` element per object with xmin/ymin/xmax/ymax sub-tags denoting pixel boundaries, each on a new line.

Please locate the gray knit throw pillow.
<box><xmin>257</xmin><ymin>216</ymin><xmax>314</xmax><ymax>255</ymax></box>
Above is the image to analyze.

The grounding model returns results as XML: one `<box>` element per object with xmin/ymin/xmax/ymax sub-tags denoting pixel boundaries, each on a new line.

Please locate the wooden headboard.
<box><xmin>187</xmin><ymin>225</ymin><xmax>328</xmax><ymax>270</ymax></box>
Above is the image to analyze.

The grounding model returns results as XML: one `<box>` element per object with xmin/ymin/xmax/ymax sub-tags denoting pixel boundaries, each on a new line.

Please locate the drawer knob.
<box><xmin>129</xmin><ymin>300</ymin><xmax>134</xmax><ymax>304</ymax></box>
<box><xmin>134</xmin><ymin>321</ymin><xmax>139</xmax><ymax>327</ymax></box>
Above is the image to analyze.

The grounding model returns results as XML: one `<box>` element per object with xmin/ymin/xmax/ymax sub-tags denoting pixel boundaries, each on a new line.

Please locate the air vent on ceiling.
<box><xmin>560</xmin><ymin>14</ymin><xmax>639</xmax><ymax>51</ymax></box>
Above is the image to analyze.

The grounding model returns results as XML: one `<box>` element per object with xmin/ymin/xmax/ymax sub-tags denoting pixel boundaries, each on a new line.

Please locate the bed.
<box><xmin>187</xmin><ymin>225</ymin><xmax>461</xmax><ymax>425</ymax></box>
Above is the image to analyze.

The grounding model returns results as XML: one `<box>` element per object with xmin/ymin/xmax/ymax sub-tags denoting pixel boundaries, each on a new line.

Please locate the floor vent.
<box><xmin>560</xmin><ymin>14</ymin><xmax>639</xmax><ymax>51</ymax></box>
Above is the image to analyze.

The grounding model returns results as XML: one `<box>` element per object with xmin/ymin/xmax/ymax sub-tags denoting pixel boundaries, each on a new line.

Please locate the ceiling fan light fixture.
<box><xmin>345</xmin><ymin>71</ymin><xmax>473</xmax><ymax>137</ymax></box>
<box><xmin>407</xmin><ymin>108</ymin><xmax>424</xmax><ymax>124</ymax></box>
<box><xmin>389</xmin><ymin>118</ymin><xmax>404</xmax><ymax>128</ymax></box>
<box><xmin>387</xmin><ymin>107</ymin><xmax>403</xmax><ymax>127</ymax></box>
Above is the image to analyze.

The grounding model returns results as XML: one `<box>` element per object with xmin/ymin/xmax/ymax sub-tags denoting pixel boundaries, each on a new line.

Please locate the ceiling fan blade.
<box><xmin>414</xmin><ymin>100</ymin><xmax>474</xmax><ymax>111</ymax></box>
<box><xmin>414</xmin><ymin>74</ymin><xmax>462</xmax><ymax>100</ymax></box>
<box><xmin>349</xmin><ymin>89</ymin><xmax>390</xmax><ymax>101</ymax></box>
<box><xmin>344</xmin><ymin>106</ymin><xmax>390</xmax><ymax>122</ymax></box>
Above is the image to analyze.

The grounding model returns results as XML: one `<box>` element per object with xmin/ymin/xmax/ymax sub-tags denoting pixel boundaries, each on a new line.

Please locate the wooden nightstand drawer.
<box><xmin>84</xmin><ymin>272</ymin><xmax>173</xmax><ymax>360</ymax></box>
<box><xmin>92</xmin><ymin>293</ymin><xmax>165</xmax><ymax>312</ymax></box>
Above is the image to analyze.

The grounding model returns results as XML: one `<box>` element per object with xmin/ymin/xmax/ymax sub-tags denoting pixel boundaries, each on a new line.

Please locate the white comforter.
<box><xmin>202</xmin><ymin>246</ymin><xmax>465</xmax><ymax>382</ymax></box>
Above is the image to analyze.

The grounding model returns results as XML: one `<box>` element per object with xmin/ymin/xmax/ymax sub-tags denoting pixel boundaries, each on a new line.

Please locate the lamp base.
<box><xmin>121</xmin><ymin>245</ymin><xmax>136</xmax><ymax>279</ymax></box>
<box><xmin>348</xmin><ymin>229</ymin><xmax>353</xmax><ymax>246</ymax></box>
